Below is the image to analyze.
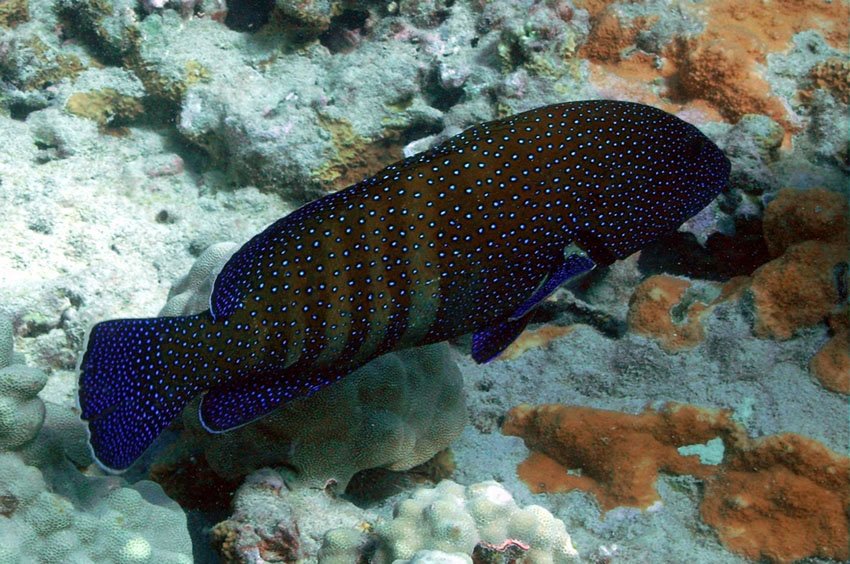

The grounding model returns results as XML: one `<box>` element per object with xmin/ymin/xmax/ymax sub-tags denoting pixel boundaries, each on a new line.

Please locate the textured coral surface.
<box><xmin>502</xmin><ymin>403</ymin><xmax>732</xmax><ymax>509</ymax></box>
<box><xmin>504</xmin><ymin>402</ymin><xmax>850</xmax><ymax>562</ymax></box>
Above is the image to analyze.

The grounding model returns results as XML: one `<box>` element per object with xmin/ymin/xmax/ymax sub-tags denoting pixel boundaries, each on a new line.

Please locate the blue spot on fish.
<box><xmin>78</xmin><ymin>100</ymin><xmax>730</xmax><ymax>472</ymax></box>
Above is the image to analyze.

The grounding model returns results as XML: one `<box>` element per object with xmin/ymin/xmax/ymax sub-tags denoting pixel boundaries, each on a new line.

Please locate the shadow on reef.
<box><xmin>223</xmin><ymin>0</ymin><xmax>275</xmax><ymax>32</ymax></box>
<box><xmin>638</xmin><ymin>217</ymin><xmax>771</xmax><ymax>281</ymax></box>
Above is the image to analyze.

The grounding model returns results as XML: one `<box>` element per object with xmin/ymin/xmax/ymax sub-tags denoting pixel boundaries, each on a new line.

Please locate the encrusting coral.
<box><xmin>701</xmin><ymin>433</ymin><xmax>850</xmax><ymax>563</ymax></box>
<box><xmin>577</xmin><ymin>0</ymin><xmax>849</xmax><ymax>127</ymax></box>
<box><xmin>502</xmin><ymin>402</ymin><xmax>737</xmax><ymax>509</ymax></box>
<box><xmin>626</xmin><ymin>275</ymin><xmax>711</xmax><ymax>352</ymax></box>
<box><xmin>749</xmin><ymin>188</ymin><xmax>848</xmax><ymax>341</ymax></box>
<box><xmin>503</xmin><ymin>402</ymin><xmax>850</xmax><ymax>563</ymax></box>
<box><xmin>619</xmin><ymin>188</ymin><xmax>849</xmax><ymax>396</ymax></box>
<box><xmin>809</xmin><ymin>308</ymin><xmax>850</xmax><ymax>394</ymax></box>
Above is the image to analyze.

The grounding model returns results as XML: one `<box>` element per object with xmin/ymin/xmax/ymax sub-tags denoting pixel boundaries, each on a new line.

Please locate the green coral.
<box><xmin>9</xmin><ymin>35</ymin><xmax>86</xmax><ymax>91</ymax></box>
<box><xmin>313</xmin><ymin>115</ymin><xmax>370</xmax><ymax>184</ymax></box>
<box><xmin>184</xmin><ymin>60</ymin><xmax>211</xmax><ymax>86</ymax></box>
<box><xmin>55</xmin><ymin>0</ymin><xmax>141</xmax><ymax>63</ymax></box>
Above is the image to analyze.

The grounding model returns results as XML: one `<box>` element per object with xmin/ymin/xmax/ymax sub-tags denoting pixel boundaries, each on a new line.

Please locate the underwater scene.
<box><xmin>1</xmin><ymin>0</ymin><xmax>848</xmax><ymax>562</ymax></box>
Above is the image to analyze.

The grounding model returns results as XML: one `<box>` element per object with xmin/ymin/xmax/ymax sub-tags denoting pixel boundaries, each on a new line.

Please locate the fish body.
<box><xmin>78</xmin><ymin>100</ymin><xmax>730</xmax><ymax>471</ymax></box>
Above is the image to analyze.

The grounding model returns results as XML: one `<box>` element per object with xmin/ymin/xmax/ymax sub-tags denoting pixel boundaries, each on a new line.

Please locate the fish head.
<box><xmin>559</xmin><ymin>102</ymin><xmax>731</xmax><ymax>265</ymax></box>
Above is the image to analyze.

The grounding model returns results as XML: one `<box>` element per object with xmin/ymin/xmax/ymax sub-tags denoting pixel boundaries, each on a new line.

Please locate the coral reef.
<box><xmin>502</xmin><ymin>402</ymin><xmax>736</xmax><ymax>509</ymax></box>
<box><xmin>159</xmin><ymin>241</ymin><xmax>239</xmax><ymax>317</ymax></box>
<box><xmin>174</xmin><ymin>340</ymin><xmax>466</xmax><ymax>490</ymax></box>
<box><xmin>212</xmin><ymin>469</ymin><xmax>377</xmax><ymax>563</ymax></box>
<box><xmin>1</xmin><ymin>0</ymin><xmax>847</xmax><ymax>561</ymax></box>
<box><xmin>810</xmin><ymin>308</ymin><xmax>850</xmax><ymax>394</ymax></box>
<box><xmin>621</xmin><ymin>188</ymin><xmax>848</xmax><ymax>395</ymax></box>
<box><xmin>60</xmin><ymin>68</ymin><xmax>146</xmax><ymax>126</ymax></box>
<box><xmin>320</xmin><ymin>479</ymin><xmax>579</xmax><ymax>563</ymax></box>
<box><xmin>701</xmin><ymin>433</ymin><xmax>850</xmax><ymax>562</ymax></box>
<box><xmin>749</xmin><ymin>187</ymin><xmax>848</xmax><ymax>340</ymax></box>
<box><xmin>626</xmin><ymin>275</ymin><xmax>713</xmax><ymax>352</ymax></box>
<box><xmin>498</xmin><ymin>324</ymin><xmax>575</xmax><ymax>361</ymax></box>
<box><xmin>0</xmin><ymin>0</ymin><xmax>28</xmax><ymax>28</ymax></box>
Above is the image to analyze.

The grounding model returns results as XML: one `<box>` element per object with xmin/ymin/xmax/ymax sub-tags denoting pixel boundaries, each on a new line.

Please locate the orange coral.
<box><xmin>626</xmin><ymin>275</ymin><xmax>712</xmax><ymax>351</ymax></box>
<box><xmin>701</xmin><ymin>433</ymin><xmax>850</xmax><ymax>563</ymax></box>
<box><xmin>706</xmin><ymin>0</ymin><xmax>849</xmax><ymax>53</ymax></box>
<box><xmin>750</xmin><ymin>240</ymin><xmax>845</xmax><ymax>340</ymax></box>
<box><xmin>503</xmin><ymin>402</ymin><xmax>850</xmax><ymax>562</ymax></box>
<box><xmin>807</xmin><ymin>57</ymin><xmax>850</xmax><ymax>104</ymax></box>
<box><xmin>571</xmin><ymin>0</ymin><xmax>618</xmax><ymax>19</ymax></box>
<box><xmin>580</xmin><ymin>0</ymin><xmax>849</xmax><ymax>126</ymax></box>
<box><xmin>499</xmin><ymin>325</ymin><xmax>574</xmax><ymax>361</ymax></box>
<box><xmin>749</xmin><ymin>188</ymin><xmax>848</xmax><ymax>340</ymax></box>
<box><xmin>810</xmin><ymin>308</ymin><xmax>850</xmax><ymax>394</ymax></box>
<box><xmin>761</xmin><ymin>188</ymin><xmax>849</xmax><ymax>258</ymax></box>
<box><xmin>668</xmin><ymin>33</ymin><xmax>788</xmax><ymax>126</ymax></box>
<box><xmin>502</xmin><ymin>403</ymin><xmax>740</xmax><ymax>509</ymax></box>
<box><xmin>578</xmin><ymin>11</ymin><xmax>653</xmax><ymax>64</ymax></box>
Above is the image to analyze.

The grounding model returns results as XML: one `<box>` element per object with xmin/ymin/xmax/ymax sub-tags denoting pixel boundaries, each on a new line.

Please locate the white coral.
<box><xmin>320</xmin><ymin>480</ymin><xmax>580</xmax><ymax>563</ymax></box>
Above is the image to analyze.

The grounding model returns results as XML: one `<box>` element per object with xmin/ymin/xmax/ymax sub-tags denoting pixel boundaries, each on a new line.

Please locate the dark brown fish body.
<box><xmin>78</xmin><ymin>100</ymin><xmax>730</xmax><ymax>471</ymax></box>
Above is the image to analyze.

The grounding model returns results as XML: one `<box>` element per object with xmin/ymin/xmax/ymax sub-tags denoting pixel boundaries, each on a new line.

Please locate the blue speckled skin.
<box><xmin>78</xmin><ymin>100</ymin><xmax>730</xmax><ymax>472</ymax></box>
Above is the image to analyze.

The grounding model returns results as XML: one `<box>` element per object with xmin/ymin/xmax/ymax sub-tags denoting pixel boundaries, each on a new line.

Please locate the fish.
<box><xmin>78</xmin><ymin>100</ymin><xmax>730</xmax><ymax>472</ymax></box>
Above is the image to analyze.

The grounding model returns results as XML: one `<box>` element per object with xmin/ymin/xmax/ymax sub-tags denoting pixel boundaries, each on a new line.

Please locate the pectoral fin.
<box><xmin>509</xmin><ymin>243</ymin><xmax>596</xmax><ymax>321</ymax></box>
<box><xmin>199</xmin><ymin>367</ymin><xmax>331</xmax><ymax>433</ymax></box>
<box><xmin>471</xmin><ymin>309</ymin><xmax>535</xmax><ymax>364</ymax></box>
<box><xmin>471</xmin><ymin>243</ymin><xmax>596</xmax><ymax>364</ymax></box>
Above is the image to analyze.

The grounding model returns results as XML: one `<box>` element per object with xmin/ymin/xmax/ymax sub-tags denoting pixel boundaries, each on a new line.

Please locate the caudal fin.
<box><xmin>77</xmin><ymin>315</ymin><xmax>208</xmax><ymax>472</ymax></box>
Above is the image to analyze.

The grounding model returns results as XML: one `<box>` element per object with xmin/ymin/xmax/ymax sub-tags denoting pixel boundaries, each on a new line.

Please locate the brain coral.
<box><xmin>160</xmin><ymin>243</ymin><xmax>466</xmax><ymax>489</ymax></box>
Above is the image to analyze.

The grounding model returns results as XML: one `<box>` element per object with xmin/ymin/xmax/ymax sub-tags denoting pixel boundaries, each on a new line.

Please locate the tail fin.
<box><xmin>77</xmin><ymin>314</ymin><xmax>208</xmax><ymax>473</ymax></box>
